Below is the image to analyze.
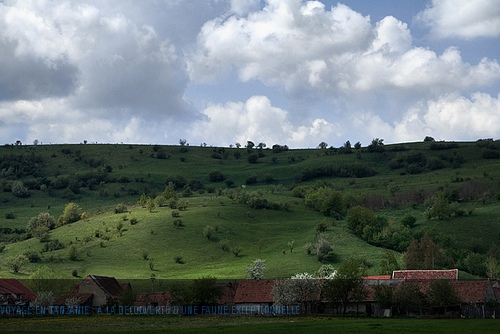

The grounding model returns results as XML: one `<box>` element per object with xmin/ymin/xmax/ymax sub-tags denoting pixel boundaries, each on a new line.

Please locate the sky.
<box><xmin>0</xmin><ymin>0</ymin><xmax>499</xmax><ymax>148</ymax></box>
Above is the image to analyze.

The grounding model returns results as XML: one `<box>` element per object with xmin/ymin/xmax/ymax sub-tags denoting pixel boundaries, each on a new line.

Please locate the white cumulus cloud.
<box><xmin>188</xmin><ymin>95</ymin><xmax>340</xmax><ymax>148</ymax></box>
<box><xmin>417</xmin><ymin>0</ymin><xmax>500</xmax><ymax>39</ymax></box>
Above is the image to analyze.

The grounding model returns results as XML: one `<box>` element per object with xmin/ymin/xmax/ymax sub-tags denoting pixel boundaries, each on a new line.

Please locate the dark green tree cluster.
<box><xmin>294</xmin><ymin>162</ymin><xmax>376</xmax><ymax>182</ymax></box>
<box><xmin>304</xmin><ymin>187</ymin><xmax>344</xmax><ymax>218</ymax></box>
<box><xmin>169</xmin><ymin>276</ymin><xmax>223</xmax><ymax>306</ymax></box>
<box><xmin>322</xmin><ymin>258</ymin><xmax>367</xmax><ymax>316</ymax></box>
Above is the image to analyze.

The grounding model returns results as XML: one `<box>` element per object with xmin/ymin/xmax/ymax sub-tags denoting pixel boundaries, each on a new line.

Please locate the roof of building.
<box><xmin>134</xmin><ymin>292</ymin><xmax>171</xmax><ymax>306</ymax></box>
<box><xmin>85</xmin><ymin>275</ymin><xmax>124</xmax><ymax>299</ymax></box>
<box><xmin>364</xmin><ymin>275</ymin><xmax>392</xmax><ymax>281</ymax></box>
<box><xmin>452</xmin><ymin>280</ymin><xmax>490</xmax><ymax>303</ymax></box>
<box><xmin>233</xmin><ymin>280</ymin><xmax>275</xmax><ymax>304</ymax></box>
<box><xmin>392</xmin><ymin>269</ymin><xmax>458</xmax><ymax>280</ymax></box>
<box><xmin>0</xmin><ymin>279</ymin><xmax>37</xmax><ymax>301</ymax></box>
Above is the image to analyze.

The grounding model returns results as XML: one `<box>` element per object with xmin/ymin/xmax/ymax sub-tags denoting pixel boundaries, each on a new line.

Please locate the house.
<box><xmin>73</xmin><ymin>275</ymin><xmax>130</xmax><ymax>307</ymax></box>
<box><xmin>0</xmin><ymin>279</ymin><xmax>37</xmax><ymax>306</ymax></box>
<box><xmin>134</xmin><ymin>292</ymin><xmax>171</xmax><ymax>308</ymax></box>
<box><xmin>233</xmin><ymin>280</ymin><xmax>275</xmax><ymax>314</ymax></box>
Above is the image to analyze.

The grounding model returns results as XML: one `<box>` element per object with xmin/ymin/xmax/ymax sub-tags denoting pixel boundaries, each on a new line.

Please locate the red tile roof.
<box><xmin>392</xmin><ymin>269</ymin><xmax>458</xmax><ymax>280</ymax></box>
<box><xmin>134</xmin><ymin>292</ymin><xmax>171</xmax><ymax>307</ymax></box>
<box><xmin>364</xmin><ymin>275</ymin><xmax>391</xmax><ymax>280</ymax></box>
<box><xmin>0</xmin><ymin>279</ymin><xmax>37</xmax><ymax>302</ymax></box>
<box><xmin>452</xmin><ymin>281</ymin><xmax>490</xmax><ymax>303</ymax></box>
<box><xmin>233</xmin><ymin>280</ymin><xmax>275</xmax><ymax>304</ymax></box>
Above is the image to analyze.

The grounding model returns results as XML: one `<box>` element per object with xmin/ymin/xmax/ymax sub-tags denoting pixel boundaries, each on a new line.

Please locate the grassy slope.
<box><xmin>1</xmin><ymin>141</ymin><xmax>500</xmax><ymax>279</ymax></box>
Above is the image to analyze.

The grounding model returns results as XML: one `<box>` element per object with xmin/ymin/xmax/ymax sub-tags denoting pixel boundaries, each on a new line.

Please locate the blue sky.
<box><xmin>0</xmin><ymin>0</ymin><xmax>499</xmax><ymax>148</ymax></box>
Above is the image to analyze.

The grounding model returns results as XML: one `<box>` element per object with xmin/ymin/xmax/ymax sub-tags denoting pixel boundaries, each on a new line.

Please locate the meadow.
<box><xmin>1</xmin><ymin>139</ymin><xmax>500</xmax><ymax>280</ymax></box>
<box><xmin>1</xmin><ymin>315</ymin><xmax>499</xmax><ymax>334</ymax></box>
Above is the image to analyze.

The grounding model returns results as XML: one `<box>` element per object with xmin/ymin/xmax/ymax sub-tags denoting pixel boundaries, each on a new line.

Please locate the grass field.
<box><xmin>1</xmin><ymin>316</ymin><xmax>499</xmax><ymax>334</ymax></box>
<box><xmin>1</xmin><ymin>140</ymin><xmax>500</xmax><ymax>280</ymax></box>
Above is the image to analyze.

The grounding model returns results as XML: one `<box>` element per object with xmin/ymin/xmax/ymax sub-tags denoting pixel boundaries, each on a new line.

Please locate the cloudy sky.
<box><xmin>0</xmin><ymin>0</ymin><xmax>499</xmax><ymax>148</ymax></box>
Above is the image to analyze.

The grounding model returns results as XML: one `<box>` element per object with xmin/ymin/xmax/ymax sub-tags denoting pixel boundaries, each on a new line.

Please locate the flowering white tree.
<box><xmin>272</xmin><ymin>272</ymin><xmax>322</xmax><ymax>315</ymax></box>
<box><xmin>246</xmin><ymin>259</ymin><xmax>266</xmax><ymax>279</ymax></box>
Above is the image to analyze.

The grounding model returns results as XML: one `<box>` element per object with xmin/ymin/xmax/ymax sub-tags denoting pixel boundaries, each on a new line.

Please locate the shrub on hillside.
<box><xmin>113</xmin><ymin>203</ymin><xmax>128</xmax><ymax>214</ymax></box>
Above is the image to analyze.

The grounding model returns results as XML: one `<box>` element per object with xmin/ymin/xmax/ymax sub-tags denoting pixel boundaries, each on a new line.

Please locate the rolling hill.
<box><xmin>1</xmin><ymin>139</ymin><xmax>500</xmax><ymax>280</ymax></box>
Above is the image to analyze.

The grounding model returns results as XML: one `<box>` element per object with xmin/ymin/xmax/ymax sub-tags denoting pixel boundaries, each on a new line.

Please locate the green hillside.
<box><xmin>1</xmin><ymin>139</ymin><xmax>500</xmax><ymax>280</ymax></box>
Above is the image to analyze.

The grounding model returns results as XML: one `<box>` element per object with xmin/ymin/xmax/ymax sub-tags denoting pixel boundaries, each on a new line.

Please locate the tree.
<box><xmin>6</xmin><ymin>255</ymin><xmax>29</xmax><ymax>273</ymax></box>
<box><xmin>403</xmin><ymin>233</ymin><xmax>444</xmax><ymax>270</ymax></box>
<box><xmin>246</xmin><ymin>141</ymin><xmax>255</xmax><ymax>149</ymax></box>
<box><xmin>192</xmin><ymin>276</ymin><xmax>223</xmax><ymax>305</ymax></box>
<box><xmin>246</xmin><ymin>259</ymin><xmax>266</xmax><ymax>279</ymax></box>
<box><xmin>322</xmin><ymin>258</ymin><xmax>367</xmax><ymax>316</ymax></box>
<box><xmin>400</xmin><ymin>214</ymin><xmax>417</xmax><ymax>228</ymax></box>
<box><xmin>27</xmin><ymin>265</ymin><xmax>66</xmax><ymax>295</ymax></box>
<box><xmin>320</xmin><ymin>191</ymin><xmax>344</xmax><ymax>218</ymax></box>
<box><xmin>208</xmin><ymin>170</ymin><xmax>225</xmax><ymax>182</ymax></box>
<box><xmin>374</xmin><ymin>284</ymin><xmax>394</xmax><ymax>310</ymax></box>
<box><xmin>203</xmin><ymin>225</ymin><xmax>215</xmax><ymax>240</ymax></box>
<box><xmin>427</xmin><ymin>279</ymin><xmax>461</xmax><ymax>314</ymax></box>
<box><xmin>27</xmin><ymin>212</ymin><xmax>55</xmax><ymax>238</ymax></box>
<box><xmin>486</xmin><ymin>251</ymin><xmax>499</xmax><ymax>279</ymax></box>
<box><xmin>247</xmin><ymin>153</ymin><xmax>259</xmax><ymax>163</ymax></box>
<box><xmin>379</xmin><ymin>249</ymin><xmax>401</xmax><ymax>275</ymax></box>
<box><xmin>68</xmin><ymin>245</ymin><xmax>79</xmax><ymax>261</ymax></box>
<box><xmin>272</xmin><ymin>273</ymin><xmax>322</xmax><ymax>314</ymax></box>
<box><xmin>12</xmin><ymin>181</ymin><xmax>30</xmax><ymax>198</ymax></box>
<box><xmin>318</xmin><ymin>142</ymin><xmax>328</xmax><ymax>149</ymax></box>
<box><xmin>346</xmin><ymin>205</ymin><xmax>376</xmax><ymax>237</ymax></box>
<box><xmin>367</xmin><ymin>138</ymin><xmax>384</xmax><ymax>153</ymax></box>
<box><xmin>146</xmin><ymin>197</ymin><xmax>155</xmax><ymax>212</ymax></box>
<box><xmin>31</xmin><ymin>291</ymin><xmax>56</xmax><ymax>307</ymax></box>
<box><xmin>58</xmin><ymin>202</ymin><xmax>82</xmax><ymax>225</ymax></box>
<box><xmin>427</xmin><ymin>192</ymin><xmax>451</xmax><ymax>220</ymax></box>
<box><xmin>339</xmin><ymin>140</ymin><xmax>352</xmax><ymax>154</ymax></box>
<box><xmin>138</xmin><ymin>193</ymin><xmax>148</xmax><ymax>207</ymax></box>
<box><xmin>393</xmin><ymin>282</ymin><xmax>422</xmax><ymax>316</ymax></box>
<box><xmin>314</xmin><ymin>234</ymin><xmax>332</xmax><ymax>262</ymax></box>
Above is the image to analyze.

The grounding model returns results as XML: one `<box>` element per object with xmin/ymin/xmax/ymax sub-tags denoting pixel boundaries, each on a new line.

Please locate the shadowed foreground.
<box><xmin>1</xmin><ymin>316</ymin><xmax>499</xmax><ymax>334</ymax></box>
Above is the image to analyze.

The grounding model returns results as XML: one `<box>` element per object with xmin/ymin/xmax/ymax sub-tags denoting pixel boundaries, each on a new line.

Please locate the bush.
<box><xmin>219</xmin><ymin>239</ymin><xmax>230</xmax><ymax>252</ymax></box>
<box><xmin>6</xmin><ymin>255</ymin><xmax>29</xmax><ymax>273</ymax></box>
<box><xmin>12</xmin><ymin>181</ymin><xmax>30</xmax><ymax>198</ymax></box>
<box><xmin>174</xmin><ymin>256</ymin><xmax>184</xmax><ymax>264</ymax></box>
<box><xmin>245</xmin><ymin>175</ymin><xmax>258</xmax><ymax>185</ymax></box>
<box><xmin>231</xmin><ymin>246</ymin><xmax>242</xmax><ymax>257</ymax></box>
<box><xmin>209</xmin><ymin>171</ymin><xmax>225</xmax><ymax>182</ymax></box>
<box><xmin>482</xmin><ymin>149</ymin><xmax>500</xmax><ymax>159</ymax></box>
<box><xmin>25</xmin><ymin>251</ymin><xmax>42</xmax><ymax>263</ymax></box>
<box><xmin>401</xmin><ymin>214</ymin><xmax>417</xmax><ymax>228</ymax></box>
<box><xmin>173</xmin><ymin>219</ymin><xmax>184</xmax><ymax>228</ymax></box>
<box><xmin>68</xmin><ymin>245</ymin><xmax>79</xmax><ymax>261</ymax></box>
<box><xmin>113</xmin><ymin>203</ymin><xmax>128</xmax><ymax>214</ymax></box>
<box><xmin>321</xmin><ymin>251</ymin><xmax>339</xmax><ymax>263</ymax></box>
<box><xmin>58</xmin><ymin>203</ymin><xmax>82</xmax><ymax>226</ymax></box>
<box><xmin>316</xmin><ymin>222</ymin><xmax>328</xmax><ymax>233</ymax></box>
<box><xmin>203</xmin><ymin>225</ymin><xmax>215</xmax><ymax>240</ymax></box>
<box><xmin>247</xmin><ymin>153</ymin><xmax>259</xmax><ymax>163</ymax></box>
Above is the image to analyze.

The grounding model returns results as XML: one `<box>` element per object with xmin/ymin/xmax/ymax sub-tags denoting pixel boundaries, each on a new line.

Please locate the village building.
<box><xmin>0</xmin><ymin>279</ymin><xmax>37</xmax><ymax>306</ymax></box>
